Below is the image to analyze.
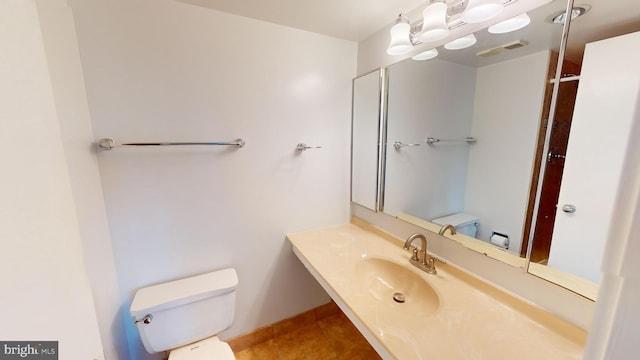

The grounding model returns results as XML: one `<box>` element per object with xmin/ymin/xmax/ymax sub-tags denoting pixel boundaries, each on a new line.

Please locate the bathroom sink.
<box><xmin>356</xmin><ymin>258</ymin><xmax>439</xmax><ymax>316</ymax></box>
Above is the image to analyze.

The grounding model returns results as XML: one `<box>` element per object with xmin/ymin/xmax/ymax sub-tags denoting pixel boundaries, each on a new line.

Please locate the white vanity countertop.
<box><xmin>287</xmin><ymin>221</ymin><xmax>586</xmax><ymax>360</ymax></box>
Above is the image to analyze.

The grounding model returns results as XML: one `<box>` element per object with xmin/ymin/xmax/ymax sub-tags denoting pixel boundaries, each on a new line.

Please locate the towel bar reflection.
<box><xmin>97</xmin><ymin>138</ymin><xmax>245</xmax><ymax>150</ymax></box>
<box><xmin>426</xmin><ymin>137</ymin><xmax>476</xmax><ymax>145</ymax></box>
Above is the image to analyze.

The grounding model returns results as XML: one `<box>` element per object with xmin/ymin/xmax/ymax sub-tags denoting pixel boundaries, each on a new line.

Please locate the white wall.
<box><xmin>584</xmin><ymin>34</ymin><xmax>640</xmax><ymax>360</ymax></box>
<box><xmin>70</xmin><ymin>0</ymin><xmax>356</xmax><ymax>358</ymax></box>
<box><xmin>384</xmin><ymin>58</ymin><xmax>476</xmax><ymax>220</ymax></box>
<box><xmin>0</xmin><ymin>0</ymin><xmax>104</xmax><ymax>358</ymax></box>
<box><xmin>464</xmin><ymin>51</ymin><xmax>549</xmax><ymax>255</ymax></box>
<box><xmin>35</xmin><ymin>1</ymin><xmax>127</xmax><ymax>358</ymax></box>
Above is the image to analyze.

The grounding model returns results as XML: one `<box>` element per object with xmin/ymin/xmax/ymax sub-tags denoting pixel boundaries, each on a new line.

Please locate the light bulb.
<box><xmin>412</xmin><ymin>48</ymin><xmax>439</xmax><ymax>61</ymax></box>
<box><xmin>444</xmin><ymin>33</ymin><xmax>477</xmax><ymax>50</ymax></box>
<box><xmin>488</xmin><ymin>13</ymin><xmax>531</xmax><ymax>34</ymax></box>
<box><xmin>462</xmin><ymin>0</ymin><xmax>504</xmax><ymax>24</ymax></box>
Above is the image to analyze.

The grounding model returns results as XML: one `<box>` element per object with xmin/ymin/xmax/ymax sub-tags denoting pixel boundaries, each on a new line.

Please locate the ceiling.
<box><xmin>176</xmin><ymin>0</ymin><xmax>640</xmax><ymax>57</ymax></box>
<box><xmin>176</xmin><ymin>0</ymin><xmax>427</xmax><ymax>41</ymax></box>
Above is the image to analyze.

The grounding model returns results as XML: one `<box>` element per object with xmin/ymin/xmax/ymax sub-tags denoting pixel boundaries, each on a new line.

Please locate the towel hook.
<box><xmin>296</xmin><ymin>143</ymin><xmax>322</xmax><ymax>152</ymax></box>
<box><xmin>393</xmin><ymin>141</ymin><xmax>421</xmax><ymax>150</ymax></box>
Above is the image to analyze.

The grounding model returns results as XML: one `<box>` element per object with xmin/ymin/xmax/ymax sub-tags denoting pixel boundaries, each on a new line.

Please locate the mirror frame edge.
<box><xmin>376</xmin><ymin>67</ymin><xmax>389</xmax><ymax>213</ymax></box>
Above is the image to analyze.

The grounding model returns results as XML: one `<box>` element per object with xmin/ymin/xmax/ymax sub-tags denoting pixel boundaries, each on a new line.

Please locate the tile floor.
<box><xmin>233</xmin><ymin>312</ymin><xmax>381</xmax><ymax>360</ymax></box>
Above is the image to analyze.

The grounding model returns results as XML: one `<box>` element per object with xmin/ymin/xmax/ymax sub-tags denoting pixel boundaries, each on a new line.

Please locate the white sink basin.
<box><xmin>356</xmin><ymin>257</ymin><xmax>440</xmax><ymax>316</ymax></box>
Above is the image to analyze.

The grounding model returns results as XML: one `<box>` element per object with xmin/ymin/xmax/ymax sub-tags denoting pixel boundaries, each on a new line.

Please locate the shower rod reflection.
<box><xmin>426</xmin><ymin>137</ymin><xmax>476</xmax><ymax>145</ymax></box>
<box><xmin>98</xmin><ymin>138</ymin><xmax>245</xmax><ymax>150</ymax></box>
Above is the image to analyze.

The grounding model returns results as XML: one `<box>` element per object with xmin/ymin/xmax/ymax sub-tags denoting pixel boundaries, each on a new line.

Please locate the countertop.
<box><xmin>287</xmin><ymin>221</ymin><xmax>586</xmax><ymax>360</ymax></box>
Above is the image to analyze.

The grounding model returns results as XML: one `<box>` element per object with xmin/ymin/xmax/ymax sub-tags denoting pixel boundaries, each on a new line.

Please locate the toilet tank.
<box><xmin>130</xmin><ymin>268</ymin><xmax>238</xmax><ymax>354</ymax></box>
<box><xmin>431</xmin><ymin>213</ymin><xmax>479</xmax><ymax>238</ymax></box>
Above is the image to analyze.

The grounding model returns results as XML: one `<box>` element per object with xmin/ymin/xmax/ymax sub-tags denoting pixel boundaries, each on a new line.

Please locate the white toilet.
<box><xmin>130</xmin><ymin>268</ymin><xmax>238</xmax><ymax>359</ymax></box>
<box><xmin>431</xmin><ymin>213</ymin><xmax>479</xmax><ymax>238</ymax></box>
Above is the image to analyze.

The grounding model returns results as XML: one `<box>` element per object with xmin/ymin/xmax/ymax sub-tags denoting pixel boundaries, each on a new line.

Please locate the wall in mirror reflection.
<box><xmin>384</xmin><ymin>50</ymin><xmax>550</xmax><ymax>257</ymax></box>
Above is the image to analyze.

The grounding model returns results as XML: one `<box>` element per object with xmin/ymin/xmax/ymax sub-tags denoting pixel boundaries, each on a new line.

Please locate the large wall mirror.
<box><xmin>351</xmin><ymin>68</ymin><xmax>387</xmax><ymax>212</ymax></box>
<box><xmin>351</xmin><ymin>0</ymin><xmax>640</xmax><ymax>300</ymax></box>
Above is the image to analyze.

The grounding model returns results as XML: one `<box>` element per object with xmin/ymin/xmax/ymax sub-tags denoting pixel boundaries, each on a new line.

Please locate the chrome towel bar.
<box><xmin>98</xmin><ymin>138</ymin><xmax>245</xmax><ymax>150</ymax></box>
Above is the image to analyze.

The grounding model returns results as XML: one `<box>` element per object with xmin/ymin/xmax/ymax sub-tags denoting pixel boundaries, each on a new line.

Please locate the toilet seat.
<box><xmin>168</xmin><ymin>336</ymin><xmax>235</xmax><ymax>360</ymax></box>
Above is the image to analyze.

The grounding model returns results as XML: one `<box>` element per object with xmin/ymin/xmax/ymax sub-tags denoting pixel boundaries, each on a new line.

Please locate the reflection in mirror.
<box><xmin>384</xmin><ymin>0</ymin><xmax>564</xmax><ymax>258</ymax></box>
<box><xmin>376</xmin><ymin>0</ymin><xmax>640</xmax><ymax>299</ymax></box>
<box><xmin>351</xmin><ymin>69</ymin><xmax>386</xmax><ymax>211</ymax></box>
<box><xmin>527</xmin><ymin>0</ymin><xmax>640</xmax><ymax>297</ymax></box>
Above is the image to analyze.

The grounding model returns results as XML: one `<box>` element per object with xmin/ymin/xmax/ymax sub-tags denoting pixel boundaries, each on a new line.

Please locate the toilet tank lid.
<box><xmin>130</xmin><ymin>268</ymin><xmax>238</xmax><ymax>316</ymax></box>
<box><xmin>431</xmin><ymin>213</ymin><xmax>479</xmax><ymax>227</ymax></box>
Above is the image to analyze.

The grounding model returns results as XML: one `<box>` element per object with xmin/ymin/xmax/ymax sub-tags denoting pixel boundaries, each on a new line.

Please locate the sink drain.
<box><xmin>392</xmin><ymin>292</ymin><xmax>406</xmax><ymax>303</ymax></box>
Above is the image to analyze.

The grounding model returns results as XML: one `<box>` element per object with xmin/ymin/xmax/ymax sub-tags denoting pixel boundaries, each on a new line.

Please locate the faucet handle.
<box><xmin>426</xmin><ymin>257</ymin><xmax>437</xmax><ymax>274</ymax></box>
<box><xmin>419</xmin><ymin>251</ymin><xmax>429</xmax><ymax>266</ymax></box>
<box><xmin>410</xmin><ymin>246</ymin><xmax>420</xmax><ymax>262</ymax></box>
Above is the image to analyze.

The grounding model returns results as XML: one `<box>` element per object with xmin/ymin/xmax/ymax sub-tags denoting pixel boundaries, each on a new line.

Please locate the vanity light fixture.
<box><xmin>488</xmin><ymin>12</ymin><xmax>531</xmax><ymax>34</ymax></box>
<box><xmin>444</xmin><ymin>33</ymin><xmax>477</xmax><ymax>50</ymax></box>
<box><xmin>412</xmin><ymin>48</ymin><xmax>439</xmax><ymax>60</ymax></box>
<box><xmin>386</xmin><ymin>0</ymin><xmax>515</xmax><ymax>56</ymax></box>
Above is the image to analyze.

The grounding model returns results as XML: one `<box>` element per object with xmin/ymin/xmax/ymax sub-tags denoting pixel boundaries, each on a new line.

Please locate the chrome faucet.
<box><xmin>403</xmin><ymin>233</ymin><xmax>437</xmax><ymax>274</ymax></box>
<box><xmin>438</xmin><ymin>224</ymin><xmax>457</xmax><ymax>236</ymax></box>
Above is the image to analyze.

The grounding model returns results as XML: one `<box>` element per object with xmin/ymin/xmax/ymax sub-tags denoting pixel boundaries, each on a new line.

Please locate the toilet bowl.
<box><xmin>130</xmin><ymin>268</ymin><xmax>238</xmax><ymax>359</ymax></box>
